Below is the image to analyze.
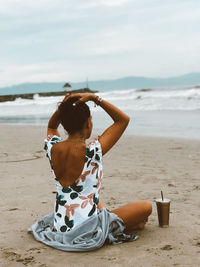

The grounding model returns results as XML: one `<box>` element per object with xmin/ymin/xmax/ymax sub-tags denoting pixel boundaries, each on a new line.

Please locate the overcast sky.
<box><xmin>0</xmin><ymin>0</ymin><xmax>200</xmax><ymax>87</ymax></box>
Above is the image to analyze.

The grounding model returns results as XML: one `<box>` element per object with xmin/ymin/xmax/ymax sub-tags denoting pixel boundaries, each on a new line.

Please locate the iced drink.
<box><xmin>155</xmin><ymin>198</ymin><xmax>170</xmax><ymax>227</ymax></box>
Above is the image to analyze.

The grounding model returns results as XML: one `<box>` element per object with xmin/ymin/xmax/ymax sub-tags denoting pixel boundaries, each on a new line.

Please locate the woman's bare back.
<box><xmin>51</xmin><ymin>141</ymin><xmax>86</xmax><ymax>187</ymax></box>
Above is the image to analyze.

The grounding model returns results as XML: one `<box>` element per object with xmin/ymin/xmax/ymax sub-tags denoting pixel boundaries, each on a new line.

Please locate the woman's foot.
<box><xmin>132</xmin><ymin>222</ymin><xmax>146</xmax><ymax>230</ymax></box>
<box><xmin>131</xmin><ymin>218</ymin><xmax>148</xmax><ymax>230</ymax></box>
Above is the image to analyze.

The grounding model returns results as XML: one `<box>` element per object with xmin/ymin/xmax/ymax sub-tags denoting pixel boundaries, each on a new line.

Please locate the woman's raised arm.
<box><xmin>73</xmin><ymin>93</ymin><xmax>130</xmax><ymax>155</ymax></box>
<box><xmin>47</xmin><ymin>110</ymin><xmax>61</xmax><ymax>138</ymax></box>
<box><xmin>47</xmin><ymin>94</ymin><xmax>72</xmax><ymax>138</ymax></box>
<box><xmin>97</xmin><ymin>97</ymin><xmax>130</xmax><ymax>155</ymax></box>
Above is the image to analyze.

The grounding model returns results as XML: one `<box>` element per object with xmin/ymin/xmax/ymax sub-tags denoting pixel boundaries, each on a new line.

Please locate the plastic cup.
<box><xmin>155</xmin><ymin>198</ymin><xmax>171</xmax><ymax>227</ymax></box>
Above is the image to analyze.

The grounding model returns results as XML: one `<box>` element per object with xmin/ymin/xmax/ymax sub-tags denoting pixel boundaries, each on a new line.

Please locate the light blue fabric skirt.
<box><xmin>28</xmin><ymin>208</ymin><xmax>138</xmax><ymax>251</ymax></box>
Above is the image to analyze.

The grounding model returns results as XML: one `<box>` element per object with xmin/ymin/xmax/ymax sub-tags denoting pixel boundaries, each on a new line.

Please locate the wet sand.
<box><xmin>0</xmin><ymin>125</ymin><xmax>200</xmax><ymax>267</ymax></box>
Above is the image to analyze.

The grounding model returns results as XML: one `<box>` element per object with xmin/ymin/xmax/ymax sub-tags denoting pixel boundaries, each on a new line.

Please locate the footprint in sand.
<box><xmin>169</xmin><ymin>146</ymin><xmax>183</xmax><ymax>150</ymax></box>
<box><xmin>168</xmin><ymin>183</ymin><xmax>175</xmax><ymax>187</ymax></box>
<box><xmin>160</xmin><ymin>244</ymin><xmax>173</xmax><ymax>250</ymax></box>
<box><xmin>8</xmin><ymin>208</ymin><xmax>19</xmax><ymax>211</ymax></box>
<box><xmin>195</xmin><ymin>242</ymin><xmax>200</xmax><ymax>247</ymax></box>
<box><xmin>193</xmin><ymin>185</ymin><xmax>200</xmax><ymax>190</ymax></box>
<box><xmin>27</xmin><ymin>247</ymin><xmax>41</xmax><ymax>251</ymax></box>
<box><xmin>1</xmin><ymin>249</ymin><xmax>36</xmax><ymax>266</ymax></box>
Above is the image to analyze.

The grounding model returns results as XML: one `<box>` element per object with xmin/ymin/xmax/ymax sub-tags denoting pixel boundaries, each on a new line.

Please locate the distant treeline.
<box><xmin>0</xmin><ymin>88</ymin><xmax>98</xmax><ymax>102</ymax></box>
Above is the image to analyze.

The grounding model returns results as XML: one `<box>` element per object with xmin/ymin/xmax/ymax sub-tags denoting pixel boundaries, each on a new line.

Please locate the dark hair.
<box><xmin>58</xmin><ymin>97</ymin><xmax>91</xmax><ymax>134</ymax></box>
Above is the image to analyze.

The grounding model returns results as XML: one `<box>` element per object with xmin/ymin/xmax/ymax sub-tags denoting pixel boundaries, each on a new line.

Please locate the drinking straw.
<box><xmin>161</xmin><ymin>191</ymin><xmax>164</xmax><ymax>201</ymax></box>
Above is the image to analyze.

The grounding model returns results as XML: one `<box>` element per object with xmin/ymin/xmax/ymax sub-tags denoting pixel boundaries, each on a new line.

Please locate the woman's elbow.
<box><xmin>125</xmin><ymin>115</ymin><xmax>130</xmax><ymax>125</ymax></box>
<box><xmin>120</xmin><ymin>115</ymin><xmax>130</xmax><ymax>129</ymax></box>
<box><xmin>117</xmin><ymin>114</ymin><xmax>130</xmax><ymax>127</ymax></box>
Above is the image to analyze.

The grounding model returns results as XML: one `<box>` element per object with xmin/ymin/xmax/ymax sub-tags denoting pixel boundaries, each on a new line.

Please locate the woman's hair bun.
<box><xmin>58</xmin><ymin>96</ymin><xmax>90</xmax><ymax>134</ymax></box>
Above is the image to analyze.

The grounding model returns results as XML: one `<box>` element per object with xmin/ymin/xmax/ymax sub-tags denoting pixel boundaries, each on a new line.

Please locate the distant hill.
<box><xmin>0</xmin><ymin>72</ymin><xmax>200</xmax><ymax>95</ymax></box>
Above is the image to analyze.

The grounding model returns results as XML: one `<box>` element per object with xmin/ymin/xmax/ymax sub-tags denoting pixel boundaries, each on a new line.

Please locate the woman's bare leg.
<box><xmin>110</xmin><ymin>200</ymin><xmax>152</xmax><ymax>231</ymax></box>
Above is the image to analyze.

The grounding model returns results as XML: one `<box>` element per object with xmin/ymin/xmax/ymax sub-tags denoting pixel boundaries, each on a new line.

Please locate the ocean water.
<box><xmin>0</xmin><ymin>86</ymin><xmax>199</xmax><ymax>139</ymax></box>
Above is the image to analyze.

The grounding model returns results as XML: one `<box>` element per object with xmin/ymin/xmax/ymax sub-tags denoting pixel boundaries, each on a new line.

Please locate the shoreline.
<box><xmin>0</xmin><ymin>124</ymin><xmax>200</xmax><ymax>142</ymax></box>
<box><xmin>0</xmin><ymin>109</ymin><xmax>199</xmax><ymax>141</ymax></box>
<box><xmin>1</xmin><ymin>125</ymin><xmax>200</xmax><ymax>266</ymax></box>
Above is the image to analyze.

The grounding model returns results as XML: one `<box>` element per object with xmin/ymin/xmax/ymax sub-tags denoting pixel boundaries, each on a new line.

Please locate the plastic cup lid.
<box><xmin>155</xmin><ymin>198</ymin><xmax>171</xmax><ymax>203</ymax></box>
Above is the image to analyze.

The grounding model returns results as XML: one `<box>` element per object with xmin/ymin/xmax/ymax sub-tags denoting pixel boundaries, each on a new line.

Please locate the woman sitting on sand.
<box><xmin>29</xmin><ymin>93</ymin><xmax>152</xmax><ymax>251</ymax></box>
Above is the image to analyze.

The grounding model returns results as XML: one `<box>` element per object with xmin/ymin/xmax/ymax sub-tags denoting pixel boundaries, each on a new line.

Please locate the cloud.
<box><xmin>0</xmin><ymin>0</ymin><xmax>200</xmax><ymax>87</ymax></box>
<box><xmin>97</xmin><ymin>0</ymin><xmax>130</xmax><ymax>7</ymax></box>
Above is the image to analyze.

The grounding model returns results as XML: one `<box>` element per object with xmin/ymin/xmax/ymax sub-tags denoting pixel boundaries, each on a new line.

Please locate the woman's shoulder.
<box><xmin>45</xmin><ymin>134</ymin><xmax>62</xmax><ymax>143</ymax></box>
<box><xmin>87</xmin><ymin>137</ymin><xmax>101</xmax><ymax>150</ymax></box>
<box><xmin>44</xmin><ymin>134</ymin><xmax>61</xmax><ymax>146</ymax></box>
<box><xmin>44</xmin><ymin>135</ymin><xmax>62</xmax><ymax>159</ymax></box>
<box><xmin>86</xmin><ymin>137</ymin><xmax>102</xmax><ymax>162</ymax></box>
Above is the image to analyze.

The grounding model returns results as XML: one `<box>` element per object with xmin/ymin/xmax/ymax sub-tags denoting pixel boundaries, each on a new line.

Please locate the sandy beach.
<box><xmin>0</xmin><ymin>125</ymin><xmax>200</xmax><ymax>267</ymax></box>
